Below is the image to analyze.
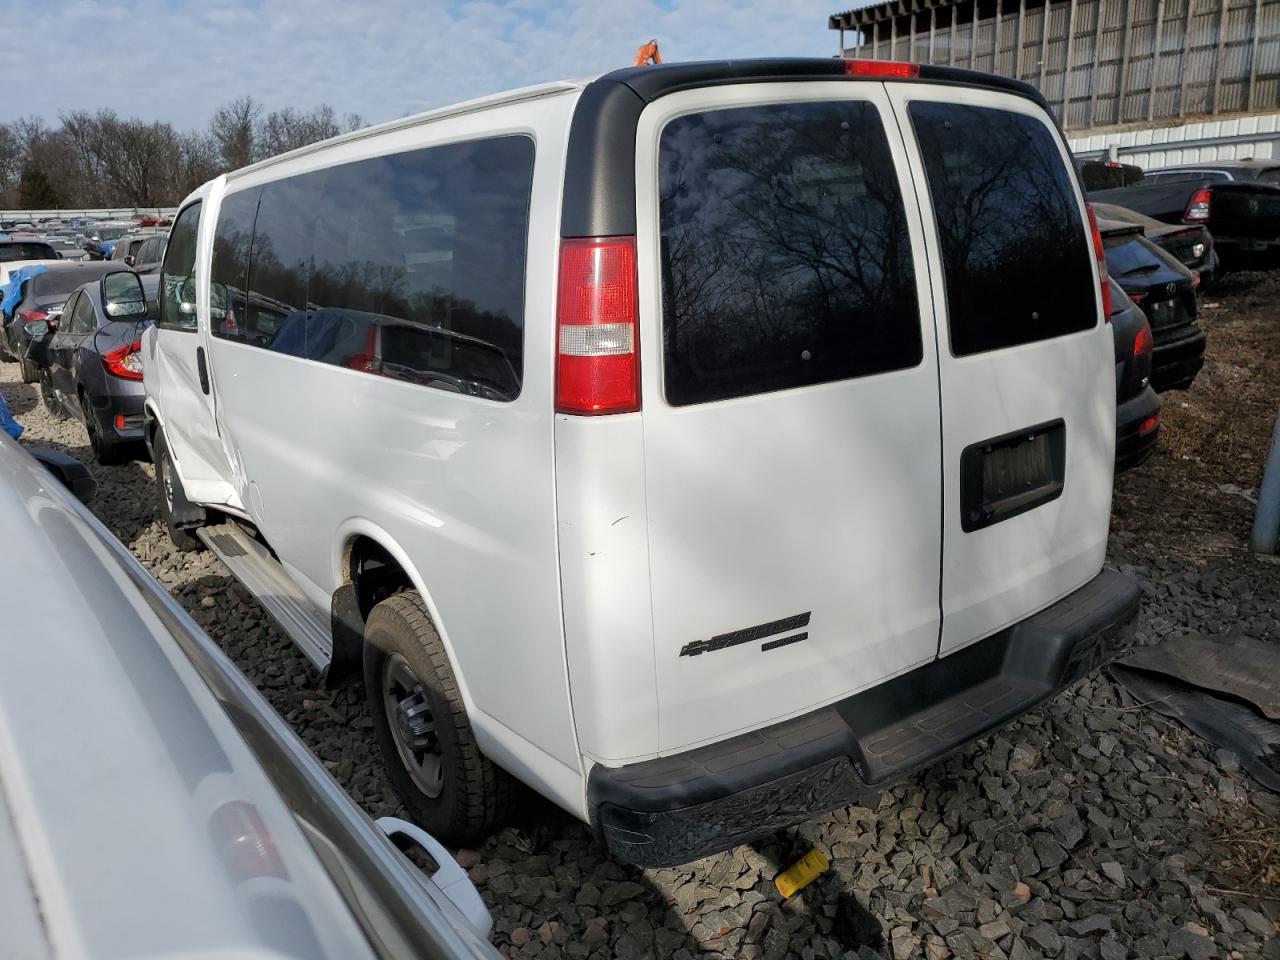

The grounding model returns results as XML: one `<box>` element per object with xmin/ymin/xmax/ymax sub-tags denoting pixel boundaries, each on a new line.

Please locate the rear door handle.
<box><xmin>196</xmin><ymin>346</ymin><xmax>210</xmax><ymax>395</ymax></box>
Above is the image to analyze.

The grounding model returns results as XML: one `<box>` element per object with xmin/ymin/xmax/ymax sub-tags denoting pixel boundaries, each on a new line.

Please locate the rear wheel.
<box><xmin>363</xmin><ymin>591</ymin><xmax>513</xmax><ymax>845</ymax></box>
<box><xmin>39</xmin><ymin>369</ymin><xmax>66</xmax><ymax>419</ymax></box>
<box><xmin>154</xmin><ymin>431</ymin><xmax>203</xmax><ymax>551</ymax></box>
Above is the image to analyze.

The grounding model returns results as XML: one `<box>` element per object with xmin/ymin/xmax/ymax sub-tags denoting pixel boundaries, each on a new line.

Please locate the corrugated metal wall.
<box><xmin>843</xmin><ymin>0</ymin><xmax>1280</xmax><ymax>130</ymax></box>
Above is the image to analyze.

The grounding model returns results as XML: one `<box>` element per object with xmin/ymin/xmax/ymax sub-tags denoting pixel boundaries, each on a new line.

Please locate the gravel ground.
<box><xmin>4</xmin><ymin>275</ymin><xmax>1279</xmax><ymax>960</ymax></box>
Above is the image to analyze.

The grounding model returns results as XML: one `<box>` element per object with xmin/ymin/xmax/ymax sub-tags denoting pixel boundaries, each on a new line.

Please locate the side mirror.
<box><xmin>124</xmin><ymin>255</ymin><xmax>136</xmax><ymax>267</ymax></box>
<box><xmin>27</xmin><ymin>446</ymin><xmax>97</xmax><ymax>505</ymax></box>
<box><xmin>102</xmin><ymin>270</ymin><xmax>147</xmax><ymax>318</ymax></box>
<box><xmin>22</xmin><ymin>319</ymin><xmax>49</xmax><ymax>338</ymax></box>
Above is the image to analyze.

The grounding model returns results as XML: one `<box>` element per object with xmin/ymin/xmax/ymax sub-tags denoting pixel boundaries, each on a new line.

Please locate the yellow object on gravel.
<box><xmin>774</xmin><ymin>848</ymin><xmax>830</xmax><ymax>899</ymax></box>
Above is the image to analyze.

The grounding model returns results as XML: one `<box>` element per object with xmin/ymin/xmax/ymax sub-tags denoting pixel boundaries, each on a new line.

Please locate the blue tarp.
<box><xmin>1</xmin><ymin>264</ymin><xmax>48</xmax><ymax>319</ymax></box>
<box><xmin>0</xmin><ymin>393</ymin><xmax>22</xmax><ymax>440</ymax></box>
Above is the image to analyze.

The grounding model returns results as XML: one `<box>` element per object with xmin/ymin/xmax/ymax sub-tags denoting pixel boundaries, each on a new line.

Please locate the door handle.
<box><xmin>196</xmin><ymin>346</ymin><xmax>210</xmax><ymax>395</ymax></box>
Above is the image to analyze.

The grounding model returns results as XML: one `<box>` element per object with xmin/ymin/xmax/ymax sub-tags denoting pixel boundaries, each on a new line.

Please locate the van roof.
<box><xmin>227</xmin><ymin>78</ymin><xmax>589</xmax><ymax>182</ymax></box>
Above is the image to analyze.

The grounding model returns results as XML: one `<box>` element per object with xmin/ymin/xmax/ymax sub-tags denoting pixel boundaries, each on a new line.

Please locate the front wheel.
<box><xmin>84</xmin><ymin>398</ymin><xmax>130</xmax><ymax>466</ymax></box>
<box><xmin>363</xmin><ymin>591</ymin><xmax>514</xmax><ymax>845</ymax></box>
<box><xmin>154</xmin><ymin>431</ymin><xmax>203</xmax><ymax>551</ymax></box>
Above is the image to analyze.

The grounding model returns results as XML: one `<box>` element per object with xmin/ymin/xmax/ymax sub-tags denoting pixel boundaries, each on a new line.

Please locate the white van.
<box><xmin>136</xmin><ymin>59</ymin><xmax>1140</xmax><ymax>868</ymax></box>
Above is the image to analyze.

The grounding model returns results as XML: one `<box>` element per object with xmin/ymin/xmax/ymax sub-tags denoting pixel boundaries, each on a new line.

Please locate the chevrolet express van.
<box><xmin>135</xmin><ymin>59</ymin><xmax>1140</xmax><ymax>867</ymax></box>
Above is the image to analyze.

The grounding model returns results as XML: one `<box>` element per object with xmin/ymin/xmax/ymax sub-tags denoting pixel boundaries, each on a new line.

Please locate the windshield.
<box><xmin>1104</xmin><ymin>235</ymin><xmax>1162</xmax><ymax>276</ymax></box>
<box><xmin>34</xmin><ymin>269</ymin><xmax>106</xmax><ymax>298</ymax></box>
<box><xmin>0</xmin><ymin>243</ymin><xmax>57</xmax><ymax>262</ymax></box>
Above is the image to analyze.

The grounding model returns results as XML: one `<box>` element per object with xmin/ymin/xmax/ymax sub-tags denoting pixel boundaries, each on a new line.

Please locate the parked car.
<box><xmin>31</xmin><ymin>271</ymin><xmax>156</xmax><ymax>463</ymax></box>
<box><xmin>1107</xmin><ymin>276</ymin><xmax>1161</xmax><ymax>471</ymax></box>
<box><xmin>45</xmin><ymin>236</ymin><xmax>91</xmax><ymax>261</ymax></box>
<box><xmin>0</xmin><ymin>433</ymin><xmax>498</xmax><ymax>960</ymax></box>
<box><xmin>1091</xmin><ymin>201</ymin><xmax>1218</xmax><ymax>283</ymax></box>
<box><xmin>2</xmin><ymin>261</ymin><xmax>123</xmax><ymax>384</ymax></box>
<box><xmin>82</xmin><ymin>220</ymin><xmax>136</xmax><ymax>260</ymax></box>
<box><xmin>0</xmin><ymin>237</ymin><xmax>60</xmax><ymax>263</ymax></box>
<box><xmin>1101</xmin><ymin>219</ymin><xmax>1206</xmax><ymax>391</ymax></box>
<box><xmin>109</xmin><ymin>233</ymin><xmax>156</xmax><ymax>267</ymax></box>
<box><xmin>131</xmin><ymin>232</ymin><xmax>168</xmax><ymax>273</ymax></box>
<box><xmin>1090</xmin><ymin>160</ymin><xmax>1280</xmax><ymax>267</ymax></box>
<box><xmin>135</xmin><ymin>59</ymin><xmax>1140</xmax><ymax>868</ymax></box>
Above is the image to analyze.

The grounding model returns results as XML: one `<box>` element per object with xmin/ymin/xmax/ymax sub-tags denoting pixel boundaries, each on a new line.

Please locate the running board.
<box><xmin>198</xmin><ymin>522</ymin><xmax>332</xmax><ymax>671</ymax></box>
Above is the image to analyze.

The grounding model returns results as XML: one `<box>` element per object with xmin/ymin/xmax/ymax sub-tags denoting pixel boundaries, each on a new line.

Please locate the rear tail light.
<box><xmin>556</xmin><ymin>236</ymin><xmax>640</xmax><ymax>415</ymax></box>
<box><xmin>343</xmin><ymin>325</ymin><xmax>383</xmax><ymax>374</ymax></box>
<box><xmin>1184</xmin><ymin>188</ymin><xmax>1212</xmax><ymax>222</ymax></box>
<box><xmin>1129</xmin><ymin>292</ymin><xmax>1148</xmax><ymax>303</ymax></box>
<box><xmin>844</xmin><ymin>60</ymin><xmax>920</xmax><ymax>79</ymax></box>
<box><xmin>1086</xmin><ymin>205</ymin><xmax>1113</xmax><ymax>319</ymax></box>
<box><xmin>102</xmin><ymin>340</ymin><xmax>144</xmax><ymax>380</ymax></box>
<box><xmin>17</xmin><ymin>309</ymin><xmax>48</xmax><ymax>322</ymax></box>
<box><xmin>1133</xmin><ymin>323</ymin><xmax>1154</xmax><ymax>360</ymax></box>
<box><xmin>1138</xmin><ymin>413</ymin><xmax>1160</xmax><ymax>435</ymax></box>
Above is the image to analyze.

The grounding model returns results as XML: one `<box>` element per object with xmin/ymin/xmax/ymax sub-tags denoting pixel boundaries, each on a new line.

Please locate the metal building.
<box><xmin>829</xmin><ymin>0</ymin><xmax>1280</xmax><ymax>130</ymax></box>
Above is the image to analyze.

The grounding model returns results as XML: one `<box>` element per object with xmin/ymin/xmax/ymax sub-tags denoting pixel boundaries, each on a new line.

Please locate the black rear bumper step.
<box><xmin>588</xmin><ymin>569</ymin><xmax>1141</xmax><ymax>868</ymax></box>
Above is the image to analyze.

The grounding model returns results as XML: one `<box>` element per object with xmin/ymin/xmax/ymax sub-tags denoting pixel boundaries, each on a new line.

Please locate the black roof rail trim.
<box><xmin>560</xmin><ymin>58</ymin><xmax>1049</xmax><ymax>238</ymax></box>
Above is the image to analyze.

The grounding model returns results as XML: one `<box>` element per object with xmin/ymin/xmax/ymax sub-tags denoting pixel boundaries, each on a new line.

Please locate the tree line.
<box><xmin>1</xmin><ymin>96</ymin><xmax>365</xmax><ymax>210</ymax></box>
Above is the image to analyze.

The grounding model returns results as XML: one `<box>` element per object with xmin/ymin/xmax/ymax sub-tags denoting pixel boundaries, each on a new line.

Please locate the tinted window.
<box><xmin>1258</xmin><ymin>168</ymin><xmax>1280</xmax><ymax>185</ymax></box>
<box><xmin>304</xmin><ymin>137</ymin><xmax>533</xmax><ymax>400</ymax></box>
<box><xmin>69</xmin><ymin>290</ymin><xmax>97</xmax><ymax>334</ymax></box>
<box><xmin>910</xmin><ymin>103</ymin><xmax>1096</xmax><ymax>356</ymax></box>
<box><xmin>159</xmin><ymin>202</ymin><xmax>201</xmax><ymax>332</ymax></box>
<box><xmin>0</xmin><ymin>242</ymin><xmax>58</xmax><ymax>262</ymax></box>
<box><xmin>210</xmin><ymin>187</ymin><xmax>262</xmax><ymax>343</ymax></box>
<box><xmin>1103</xmin><ymin>235</ymin><xmax>1162</xmax><ymax>278</ymax></box>
<box><xmin>659</xmin><ymin>101</ymin><xmax>922</xmax><ymax>407</ymax></box>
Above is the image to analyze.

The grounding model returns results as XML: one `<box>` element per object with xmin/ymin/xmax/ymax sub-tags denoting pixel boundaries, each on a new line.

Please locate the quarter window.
<box><xmin>69</xmin><ymin>290</ymin><xmax>97</xmax><ymax>334</ymax></box>
<box><xmin>910</xmin><ymin>103</ymin><xmax>1096</xmax><ymax>356</ymax></box>
<box><xmin>658</xmin><ymin>101</ymin><xmax>923</xmax><ymax>407</ymax></box>
<box><xmin>159</xmin><ymin>202</ymin><xmax>202</xmax><ymax>332</ymax></box>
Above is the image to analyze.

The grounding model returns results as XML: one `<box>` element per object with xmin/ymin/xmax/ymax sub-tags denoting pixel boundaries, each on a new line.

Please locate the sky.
<box><xmin>2</xmin><ymin>0</ymin><xmax>846</xmax><ymax>129</ymax></box>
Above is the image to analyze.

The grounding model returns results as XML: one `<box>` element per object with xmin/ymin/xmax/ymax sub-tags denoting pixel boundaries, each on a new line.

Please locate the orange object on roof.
<box><xmin>634</xmin><ymin>40</ymin><xmax>662</xmax><ymax>66</ymax></box>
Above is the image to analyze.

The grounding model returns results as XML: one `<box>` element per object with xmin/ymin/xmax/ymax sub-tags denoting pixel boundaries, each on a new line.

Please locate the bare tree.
<box><xmin>255</xmin><ymin>104</ymin><xmax>342</xmax><ymax>160</ymax></box>
<box><xmin>210</xmin><ymin>95</ymin><xmax>260</xmax><ymax>170</ymax></box>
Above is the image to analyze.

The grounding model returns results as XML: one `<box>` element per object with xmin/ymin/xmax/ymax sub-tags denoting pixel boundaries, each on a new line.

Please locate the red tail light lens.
<box><xmin>102</xmin><ymin>340</ymin><xmax>144</xmax><ymax>380</ymax></box>
<box><xmin>1129</xmin><ymin>292</ymin><xmax>1147</xmax><ymax>303</ymax></box>
<box><xmin>17</xmin><ymin>309</ymin><xmax>48</xmax><ymax>322</ymax></box>
<box><xmin>343</xmin><ymin>324</ymin><xmax>383</xmax><ymax>374</ymax></box>
<box><xmin>1184</xmin><ymin>188</ymin><xmax>1212</xmax><ymax>222</ymax></box>
<box><xmin>556</xmin><ymin>236</ymin><xmax>640</xmax><ymax>415</ymax></box>
<box><xmin>1138</xmin><ymin>413</ymin><xmax>1160</xmax><ymax>435</ymax></box>
<box><xmin>1133</xmin><ymin>322</ymin><xmax>1153</xmax><ymax>360</ymax></box>
<box><xmin>1086</xmin><ymin>205</ymin><xmax>1113</xmax><ymax>320</ymax></box>
<box><xmin>844</xmin><ymin>60</ymin><xmax>920</xmax><ymax>79</ymax></box>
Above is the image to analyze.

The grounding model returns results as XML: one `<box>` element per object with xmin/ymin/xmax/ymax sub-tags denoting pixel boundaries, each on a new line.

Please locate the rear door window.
<box><xmin>658</xmin><ymin>100</ymin><xmax>922</xmax><ymax>407</ymax></box>
<box><xmin>210</xmin><ymin>187</ymin><xmax>262</xmax><ymax>343</ymax></box>
<box><xmin>909</xmin><ymin>102</ymin><xmax>1096</xmax><ymax>356</ymax></box>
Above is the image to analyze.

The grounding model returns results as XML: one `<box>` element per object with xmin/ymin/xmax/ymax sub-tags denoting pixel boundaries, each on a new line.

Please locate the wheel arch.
<box><xmin>327</xmin><ymin>520</ymin><xmax>475</xmax><ymax>715</ymax></box>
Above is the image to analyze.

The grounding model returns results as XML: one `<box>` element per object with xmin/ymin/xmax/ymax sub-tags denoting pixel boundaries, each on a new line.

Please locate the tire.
<box><xmin>363</xmin><ymin>591</ymin><xmax>513</xmax><ymax>845</ymax></box>
<box><xmin>39</xmin><ymin>369</ymin><xmax>66</xmax><ymax>420</ymax></box>
<box><xmin>154</xmin><ymin>430</ymin><xmax>203</xmax><ymax>551</ymax></box>
<box><xmin>19</xmin><ymin>357</ymin><xmax>39</xmax><ymax>384</ymax></box>
<box><xmin>84</xmin><ymin>395</ymin><xmax>130</xmax><ymax>466</ymax></box>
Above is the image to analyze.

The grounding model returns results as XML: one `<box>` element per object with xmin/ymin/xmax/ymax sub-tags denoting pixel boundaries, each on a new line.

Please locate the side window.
<box><xmin>242</xmin><ymin>176</ymin><xmax>319</xmax><ymax>352</ymax></box>
<box><xmin>305</xmin><ymin>136</ymin><xmax>533</xmax><ymax>400</ymax></box>
<box><xmin>659</xmin><ymin>101</ymin><xmax>922</xmax><ymax>406</ymax></box>
<box><xmin>159</xmin><ymin>202</ymin><xmax>202</xmax><ymax>332</ymax></box>
<box><xmin>210</xmin><ymin>187</ymin><xmax>261</xmax><ymax>343</ymax></box>
<box><xmin>70</xmin><ymin>291</ymin><xmax>97</xmax><ymax>334</ymax></box>
<box><xmin>910</xmin><ymin>102</ymin><xmax>1096</xmax><ymax>357</ymax></box>
<box><xmin>59</xmin><ymin>292</ymin><xmax>79</xmax><ymax>332</ymax></box>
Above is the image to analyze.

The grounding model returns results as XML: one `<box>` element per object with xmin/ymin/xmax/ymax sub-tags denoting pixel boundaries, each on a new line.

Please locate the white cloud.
<box><xmin>0</xmin><ymin>0</ymin><xmax>841</xmax><ymax>129</ymax></box>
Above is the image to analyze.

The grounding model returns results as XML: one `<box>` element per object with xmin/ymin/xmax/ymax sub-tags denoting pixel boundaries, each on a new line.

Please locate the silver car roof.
<box><xmin>0</xmin><ymin>435</ymin><xmax>495</xmax><ymax>960</ymax></box>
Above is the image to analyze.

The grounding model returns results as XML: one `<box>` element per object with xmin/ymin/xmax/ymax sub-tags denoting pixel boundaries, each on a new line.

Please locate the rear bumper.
<box><xmin>588</xmin><ymin>569</ymin><xmax>1141</xmax><ymax>868</ymax></box>
<box><xmin>88</xmin><ymin>390</ymin><xmax>146</xmax><ymax>441</ymax></box>
<box><xmin>1151</xmin><ymin>328</ymin><xmax>1207</xmax><ymax>392</ymax></box>
<box><xmin>1115</xmin><ymin>386</ymin><xmax>1161</xmax><ymax>472</ymax></box>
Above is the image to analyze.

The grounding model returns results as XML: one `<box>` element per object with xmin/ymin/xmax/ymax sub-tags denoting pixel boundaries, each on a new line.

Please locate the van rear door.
<box><xmin>635</xmin><ymin>84</ymin><xmax>944</xmax><ymax>754</ymax></box>
<box><xmin>886</xmin><ymin>86</ymin><xmax>1113</xmax><ymax>656</ymax></box>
